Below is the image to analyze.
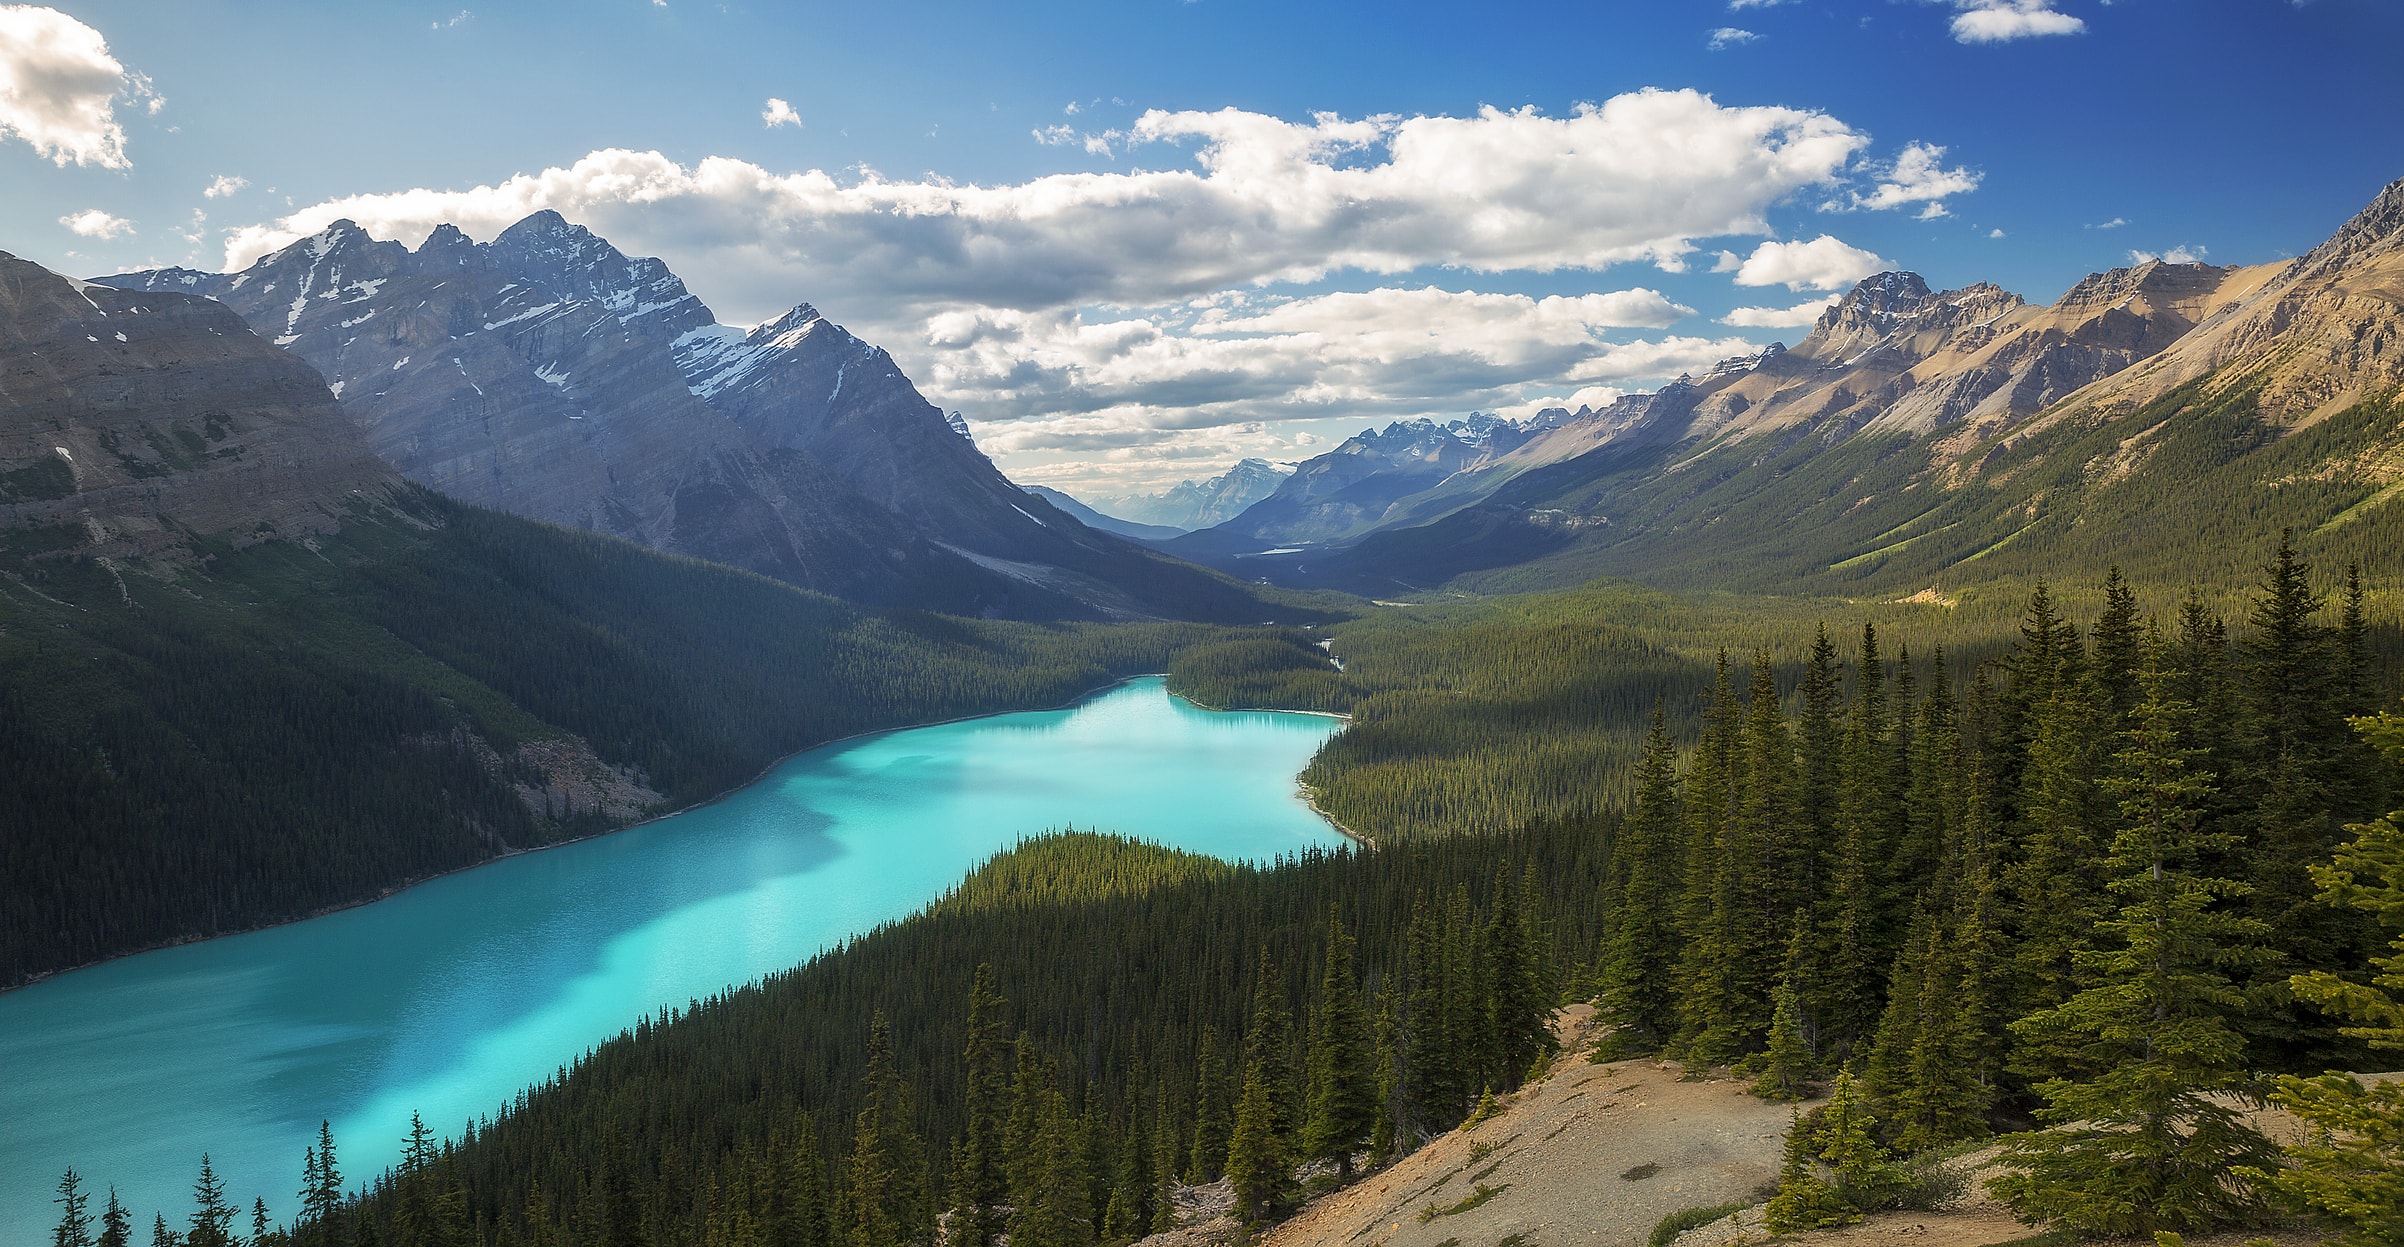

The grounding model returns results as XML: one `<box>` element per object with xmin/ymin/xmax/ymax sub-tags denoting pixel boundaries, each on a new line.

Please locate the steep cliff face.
<box><xmin>105</xmin><ymin>214</ymin><xmax>1259</xmax><ymax>621</ymax></box>
<box><xmin>0</xmin><ymin>252</ymin><xmax>398</xmax><ymax>559</ymax></box>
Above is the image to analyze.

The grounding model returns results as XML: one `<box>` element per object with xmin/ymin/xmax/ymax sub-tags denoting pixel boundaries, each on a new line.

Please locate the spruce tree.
<box><xmin>1750</xmin><ymin>975</ymin><xmax>1810</xmax><ymax>1102</ymax></box>
<box><xmin>1010</xmin><ymin>1076</ymin><xmax>1093</xmax><ymax>1247</ymax></box>
<box><xmin>1676</xmin><ymin>652</ymin><xmax>1750</xmax><ymax>1063</ymax></box>
<box><xmin>1149</xmin><ymin>1088</ymin><xmax>1183</xmax><ymax>1233</ymax></box>
<box><xmin>1302</xmin><ymin>909</ymin><xmax>1376</xmax><ymax>1177</ymax></box>
<box><xmin>99</xmin><ymin>1189</ymin><xmax>131</xmax><ymax>1247</ymax></box>
<box><xmin>1991</xmin><ymin>648</ymin><xmax>2279</xmax><ymax>1236</ymax></box>
<box><xmin>784</xmin><ymin>1113</ymin><xmax>831</xmax><ymax>1247</ymax></box>
<box><xmin>1185</xmin><ymin>1029</ymin><xmax>1231</xmax><ymax>1183</ymax></box>
<box><xmin>55</xmin><ymin>1169</ymin><xmax>93</xmax><ymax>1247</ymax></box>
<box><xmin>1369</xmin><ymin>983</ymin><xmax>1400</xmax><ymax>1168</ymax></box>
<box><xmin>187</xmin><ymin>1156</ymin><xmax>235</xmax><ymax>1247</ymax></box>
<box><xmin>1224</xmin><ymin>1066</ymin><xmax>1287</xmax><ymax>1223</ymax></box>
<box><xmin>1483</xmin><ymin>869</ymin><xmax>1554</xmax><ymax>1087</ymax></box>
<box><xmin>2258</xmin><ymin>708</ymin><xmax>2404</xmax><ymax>1246</ymax></box>
<box><xmin>1241</xmin><ymin>952</ymin><xmax>1297</xmax><ymax>1141</ymax></box>
<box><xmin>1598</xmin><ymin>706</ymin><xmax>1683</xmax><ymax>1052</ymax></box>
<box><xmin>848</xmin><ymin>1013</ymin><xmax>928</xmax><ymax>1247</ymax></box>
<box><xmin>953</xmin><ymin>967</ymin><xmax>1010</xmax><ymax>1247</ymax></box>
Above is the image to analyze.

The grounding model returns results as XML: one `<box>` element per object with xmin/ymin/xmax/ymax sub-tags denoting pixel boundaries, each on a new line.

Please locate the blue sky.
<box><xmin>5</xmin><ymin>0</ymin><xmax>2401</xmax><ymax>493</ymax></box>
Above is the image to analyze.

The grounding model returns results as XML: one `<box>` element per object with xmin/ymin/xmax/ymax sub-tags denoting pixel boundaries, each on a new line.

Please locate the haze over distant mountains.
<box><xmin>1083</xmin><ymin>459</ymin><xmax>1292</xmax><ymax>532</ymax></box>
<box><xmin>1157</xmin><ymin>176</ymin><xmax>2404</xmax><ymax>597</ymax></box>
<box><xmin>97</xmin><ymin>214</ymin><xmax>1263</xmax><ymax>623</ymax></box>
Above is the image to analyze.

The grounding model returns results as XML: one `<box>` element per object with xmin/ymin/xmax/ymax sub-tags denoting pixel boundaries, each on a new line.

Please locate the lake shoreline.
<box><xmin>3</xmin><ymin>673</ymin><xmax>1355</xmax><ymax>997</ymax></box>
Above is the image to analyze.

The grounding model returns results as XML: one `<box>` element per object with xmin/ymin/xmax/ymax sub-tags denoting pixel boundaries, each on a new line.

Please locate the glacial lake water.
<box><xmin>0</xmin><ymin>677</ymin><xmax>1345</xmax><ymax>1242</ymax></box>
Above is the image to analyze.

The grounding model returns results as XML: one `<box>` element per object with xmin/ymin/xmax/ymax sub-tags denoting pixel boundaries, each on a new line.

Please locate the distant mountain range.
<box><xmin>1168</xmin><ymin>176</ymin><xmax>2404</xmax><ymax>595</ymax></box>
<box><xmin>97</xmin><ymin>213</ymin><xmax>1262</xmax><ymax>622</ymax></box>
<box><xmin>1082</xmin><ymin>458</ymin><xmax>1292</xmax><ymax>532</ymax></box>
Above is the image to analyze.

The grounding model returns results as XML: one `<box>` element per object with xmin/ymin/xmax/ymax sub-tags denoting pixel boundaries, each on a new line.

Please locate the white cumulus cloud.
<box><xmin>1949</xmin><ymin>0</ymin><xmax>2085</xmax><ymax>43</ymax></box>
<box><xmin>203</xmin><ymin>174</ymin><xmax>248</xmax><ymax>198</ymax></box>
<box><xmin>221</xmin><ymin>91</ymin><xmax>1878</xmax><ymax>324</ymax></box>
<box><xmin>58</xmin><ymin>207</ymin><xmax>130</xmax><ymax>238</ymax></box>
<box><xmin>761</xmin><ymin>98</ymin><xmax>801</xmax><ymax>129</ymax></box>
<box><xmin>1719</xmin><ymin>295</ymin><xmax>1839</xmax><ymax>328</ymax></box>
<box><xmin>0</xmin><ymin>5</ymin><xmax>152</xmax><ymax>168</ymax></box>
<box><xmin>2130</xmin><ymin>245</ymin><xmax>2208</xmax><ymax>265</ymax></box>
<box><xmin>928</xmin><ymin>285</ymin><xmax>1716</xmax><ymax>433</ymax></box>
<box><xmin>1708</xmin><ymin>27</ymin><xmax>1760</xmax><ymax>50</ymax></box>
<box><xmin>210</xmin><ymin>92</ymin><xmax>1965</xmax><ymax>489</ymax></box>
<box><xmin>1733</xmin><ymin>236</ymin><xmax>1891</xmax><ymax>291</ymax></box>
<box><xmin>1845</xmin><ymin>141</ymin><xmax>1980</xmax><ymax>217</ymax></box>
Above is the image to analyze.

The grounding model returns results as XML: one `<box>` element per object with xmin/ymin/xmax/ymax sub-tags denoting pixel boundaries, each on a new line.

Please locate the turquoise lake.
<box><xmin>0</xmin><ymin>677</ymin><xmax>1346</xmax><ymax>1242</ymax></box>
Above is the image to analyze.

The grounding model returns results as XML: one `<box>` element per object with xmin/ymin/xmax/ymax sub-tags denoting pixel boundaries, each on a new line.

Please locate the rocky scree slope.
<box><xmin>102</xmin><ymin>213</ymin><xmax>1262</xmax><ymax>621</ymax></box>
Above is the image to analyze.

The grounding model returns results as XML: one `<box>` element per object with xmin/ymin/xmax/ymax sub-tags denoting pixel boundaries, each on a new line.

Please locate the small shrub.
<box><xmin>1646</xmin><ymin>1203</ymin><xmax>1743</xmax><ymax>1247</ymax></box>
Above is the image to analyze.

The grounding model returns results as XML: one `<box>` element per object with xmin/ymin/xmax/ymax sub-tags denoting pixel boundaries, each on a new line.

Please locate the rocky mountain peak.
<box><xmin>485</xmin><ymin>210</ymin><xmax>716</xmax><ymax>341</ymax></box>
<box><xmin>2291</xmin><ymin>174</ymin><xmax>2404</xmax><ymax>278</ymax></box>
<box><xmin>416</xmin><ymin>223</ymin><xmax>481</xmax><ymax>268</ymax></box>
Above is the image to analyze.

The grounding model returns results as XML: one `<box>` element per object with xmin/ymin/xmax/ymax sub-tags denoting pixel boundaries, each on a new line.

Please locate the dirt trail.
<box><xmin>1260</xmin><ymin>1005</ymin><xmax>1797</xmax><ymax>1247</ymax></box>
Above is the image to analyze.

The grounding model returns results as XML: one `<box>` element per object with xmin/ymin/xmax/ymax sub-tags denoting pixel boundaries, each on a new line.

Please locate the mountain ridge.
<box><xmin>99</xmin><ymin>215</ymin><xmax>1270</xmax><ymax>623</ymax></box>
<box><xmin>1174</xmin><ymin>175</ymin><xmax>2404</xmax><ymax>597</ymax></box>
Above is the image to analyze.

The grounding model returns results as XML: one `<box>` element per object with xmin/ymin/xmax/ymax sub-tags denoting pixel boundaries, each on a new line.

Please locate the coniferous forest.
<box><xmin>0</xmin><ymin>494</ymin><xmax>1290</xmax><ymax>986</ymax></box>
<box><xmin>57</xmin><ymin>537</ymin><xmax>2404</xmax><ymax>1246</ymax></box>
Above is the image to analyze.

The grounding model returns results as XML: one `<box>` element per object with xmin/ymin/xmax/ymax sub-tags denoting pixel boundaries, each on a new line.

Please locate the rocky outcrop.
<box><xmin>0</xmin><ymin>252</ymin><xmax>399</xmax><ymax>559</ymax></box>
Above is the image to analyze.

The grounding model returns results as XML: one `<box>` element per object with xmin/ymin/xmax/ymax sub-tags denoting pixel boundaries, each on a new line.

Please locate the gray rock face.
<box><xmin>0</xmin><ymin>252</ymin><xmax>399</xmax><ymax>559</ymax></box>
<box><xmin>101</xmin><ymin>214</ymin><xmax>1254</xmax><ymax>618</ymax></box>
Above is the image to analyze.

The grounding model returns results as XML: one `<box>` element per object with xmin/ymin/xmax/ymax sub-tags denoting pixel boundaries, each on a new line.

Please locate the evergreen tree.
<box><xmin>98</xmin><ymin>1188</ymin><xmax>131</xmax><ymax>1247</ymax></box>
<box><xmin>1483</xmin><ymin>869</ymin><xmax>1554</xmax><ymax>1088</ymax></box>
<box><xmin>1302</xmin><ymin>910</ymin><xmax>1376</xmax><ymax>1177</ymax></box>
<box><xmin>784</xmin><ymin>1113</ymin><xmax>831</xmax><ymax>1247</ymax></box>
<box><xmin>846</xmin><ymin>1013</ymin><xmax>928</xmax><ymax>1247</ymax></box>
<box><xmin>952</xmin><ymin>967</ymin><xmax>1010</xmax><ymax>1247</ymax></box>
<box><xmin>2259</xmin><ymin>708</ymin><xmax>2404</xmax><ymax>1246</ymax></box>
<box><xmin>1009</xmin><ymin>1075</ymin><xmax>1092</xmax><ymax>1247</ymax></box>
<box><xmin>55</xmin><ymin>1169</ymin><xmax>93</xmax><ymax>1247</ymax></box>
<box><xmin>1750</xmin><ymin>975</ymin><xmax>1810</xmax><ymax>1102</ymax></box>
<box><xmin>1991</xmin><ymin>648</ymin><xmax>2279</xmax><ymax>1236</ymax></box>
<box><xmin>1149</xmin><ymin>1088</ymin><xmax>1183</xmax><ymax>1234</ymax></box>
<box><xmin>1240</xmin><ymin>952</ymin><xmax>1297</xmax><ymax>1141</ymax></box>
<box><xmin>1368</xmin><ymin>983</ymin><xmax>1400</xmax><ymax>1168</ymax></box>
<box><xmin>152</xmin><ymin>1214</ymin><xmax>177</xmax><ymax>1247</ymax></box>
<box><xmin>1185</xmin><ymin>1029</ymin><xmax>1231</xmax><ymax>1183</ymax></box>
<box><xmin>187</xmin><ymin>1156</ymin><xmax>236</xmax><ymax>1247</ymax></box>
<box><xmin>1224</xmin><ymin>1066</ymin><xmax>1287</xmax><ymax>1223</ymax></box>
<box><xmin>299</xmin><ymin>1121</ymin><xmax>343</xmax><ymax>1247</ymax></box>
<box><xmin>1597</xmin><ymin>707</ymin><xmax>1687</xmax><ymax>1054</ymax></box>
<box><xmin>1818</xmin><ymin>626</ymin><xmax>1890</xmax><ymax>1056</ymax></box>
<box><xmin>1676</xmin><ymin>652</ymin><xmax>1750</xmax><ymax>1063</ymax></box>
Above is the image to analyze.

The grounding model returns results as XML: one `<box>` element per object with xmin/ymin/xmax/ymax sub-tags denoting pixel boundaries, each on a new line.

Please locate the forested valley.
<box><xmin>0</xmin><ymin>492</ymin><xmax>1300</xmax><ymax>986</ymax></box>
<box><xmin>62</xmin><ymin>537</ymin><xmax>2404</xmax><ymax>1247</ymax></box>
